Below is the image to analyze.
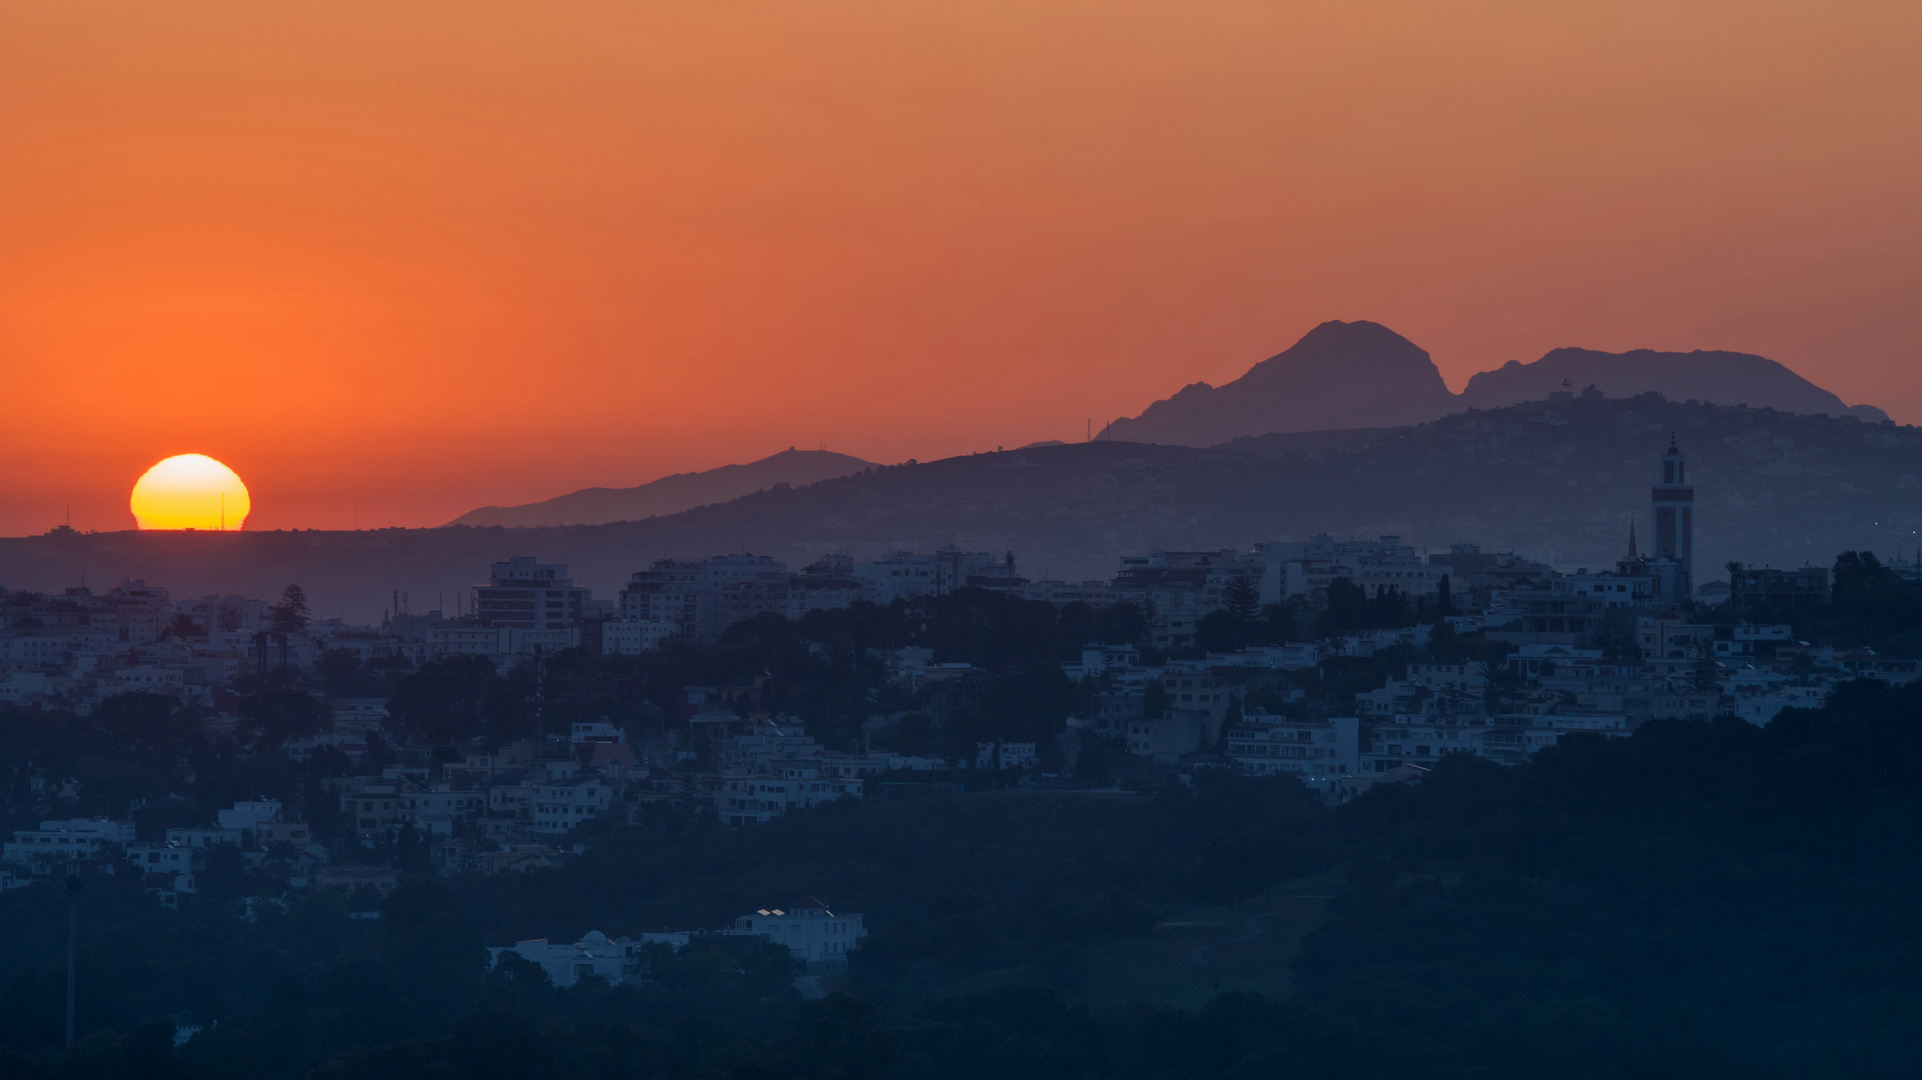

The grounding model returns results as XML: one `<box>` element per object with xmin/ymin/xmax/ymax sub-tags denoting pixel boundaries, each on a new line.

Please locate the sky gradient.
<box><xmin>3</xmin><ymin>0</ymin><xmax>1919</xmax><ymax>535</ymax></box>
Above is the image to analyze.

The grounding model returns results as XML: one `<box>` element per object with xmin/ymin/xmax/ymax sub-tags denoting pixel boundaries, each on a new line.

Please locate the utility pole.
<box><xmin>64</xmin><ymin>862</ymin><xmax>82</xmax><ymax>1049</ymax></box>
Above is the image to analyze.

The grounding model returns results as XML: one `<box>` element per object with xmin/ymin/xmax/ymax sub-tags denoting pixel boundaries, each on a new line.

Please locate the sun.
<box><xmin>130</xmin><ymin>454</ymin><xmax>251</xmax><ymax>531</ymax></box>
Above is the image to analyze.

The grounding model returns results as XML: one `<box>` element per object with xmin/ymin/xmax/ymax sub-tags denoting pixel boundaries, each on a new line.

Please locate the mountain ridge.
<box><xmin>6</xmin><ymin>399</ymin><xmax>1917</xmax><ymax>624</ymax></box>
<box><xmin>448</xmin><ymin>448</ymin><xmax>875</xmax><ymax>528</ymax></box>
<box><xmin>1100</xmin><ymin>320</ymin><xmax>1457</xmax><ymax>445</ymax></box>
<box><xmin>1102</xmin><ymin>321</ymin><xmax>1888</xmax><ymax>447</ymax></box>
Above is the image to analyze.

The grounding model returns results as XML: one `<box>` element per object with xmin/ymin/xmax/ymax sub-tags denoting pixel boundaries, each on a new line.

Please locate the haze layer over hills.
<box><xmin>1102</xmin><ymin>320</ymin><xmax>1888</xmax><ymax>447</ymax></box>
<box><xmin>449</xmin><ymin>449</ymin><xmax>874</xmax><ymax>527</ymax></box>
<box><xmin>7</xmin><ymin>398</ymin><xmax>1918</xmax><ymax>623</ymax></box>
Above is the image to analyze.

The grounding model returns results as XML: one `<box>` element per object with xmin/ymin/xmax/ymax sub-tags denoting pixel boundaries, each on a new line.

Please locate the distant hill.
<box><xmin>6</xmin><ymin>400</ymin><xmax>1917</xmax><ymax>623</ymax></box>
<box><xmin>1102</xmin><ymin>322</ymin><xmax>1888</xmax><ymax>447</ymax></box>
<box><xmin>1210</xmin><ymin>426</ymin><xmax>1408</xmax><ymax>457</ymax></box>
<box><xmin>447</xmin><ymin>449</ymin><xmax>875</xmax><ymax>527</ymax></box>
<box><xmin>1461</xmin><ymin>347</ymin><xmax>1890</xmax><ymax>421</ymax></box>
<box><xmin>1099</xmin><ymin>321</ymin><xmax>1457</xmax><ymax>446</ymax></box>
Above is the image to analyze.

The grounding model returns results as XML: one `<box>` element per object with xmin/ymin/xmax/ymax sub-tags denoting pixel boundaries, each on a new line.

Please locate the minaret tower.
<box><xmin>1651</xmin><ymin>435</ymin><xmax>1694</xmax><ymax>598</ymax></box>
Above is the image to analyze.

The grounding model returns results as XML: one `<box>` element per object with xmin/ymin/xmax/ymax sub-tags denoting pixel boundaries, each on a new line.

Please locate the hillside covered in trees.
<box><xmin>4</xmin><ymin>628</ymin><xmax>1921</xmax><ymax>1077</ymax></box>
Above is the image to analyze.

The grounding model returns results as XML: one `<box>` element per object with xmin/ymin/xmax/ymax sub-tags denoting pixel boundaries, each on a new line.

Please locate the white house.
<box><xmin>125</xmin><ymin>842</ymin><xmax>195</xmax><ymax>876</ymax></box>
<box><xmin>217</xmin><ymin>800</ymin><xmax>283</xmax><ymax>834</ymax></box>
<box><xmin>404</xmin><ymin>789</ymin><xmax>489</xmax><ymax>836</ymax></box>
<box><xmin>488</xmin><ymin>930</ymin><xmax>692</xmax><ymax>987</ymax></box>
<box><xmin>166</xmin><ymin>827</ymin><xmax>245</xmax><ymax>849</ymax></box>
<box><xmin>732</xmin><ymin>898</ymin><xmax>866</xmax><ymax>972</ymax></box>
<box><xmin>107</xmin><ymin>666</ymin><xmax>186</xmax><ymax>694</ymax></box>
<box><xmin>528</xmin><ymin>780</ymin><xmax>614</xmax><ymax>834</ymax></box>
<box><xmin>1224</xmin><ymin>714</ymin><xmax>1360</xmax><ymax>789</ymax></box>
<box><xmin>601</xmin><ymin>619</ymin><xmax>679</xmax><ymax>656</ymax></box>
<box><xmin>570</xmin><ymin>720</ymin><xmax>626</xmax><ymax>748</ymax></box>
<box><xmin>715</xmin><ymin>769</ymin><xmax>861</xmax><ymax>826</ymax></box>
<box><xmin>4</xmin><ymin>818</ymin><xmax>133</xmax><ymax>866</ymax></box>
<box><xmin>973</xmin><ymin>741</ymin><xmax>1037</xmax><ymax>770</ymax></box>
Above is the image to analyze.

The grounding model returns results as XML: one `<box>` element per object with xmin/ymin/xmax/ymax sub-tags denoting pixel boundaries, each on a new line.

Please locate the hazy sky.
<box><xmin>3</xmin><ymin>0</ymin><xmax>1918</xmax><ymax>535</ymax></box>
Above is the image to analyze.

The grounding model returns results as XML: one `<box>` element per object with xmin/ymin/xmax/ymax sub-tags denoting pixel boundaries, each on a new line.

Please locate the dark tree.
<box><xmin>1221</xmin><ymin>576</ymin><xmax>1260</xmax><ymax>625</ymax></box>
<box><xmin>269</xmin><ymin>585</ymin><xmax>311</xmax><ymax>633</ymax></box>
<box><xmin>388</xmin><ymin>655</ymin><xmax>513</xmax><ymax>742</ymax></box>
<box><xmin>1319</xmin><ymin>578</ymin><xmax>1368</xmax><ymax>636</ymax></box>
<box><xmin>1195</xmin><ymin>609</ymin><xmax>1244</xmax><ymax>654</ymax></box>
<box><xmin>91</xmin><ymin>692</ymin><xmax>196</xmax><ymax>751</ymax></box>
<box><xmin>1095</xmin><ymin>600</ymin><xmax>1146</xmax><ymax>646</ymax></box>
<box><xmin>237</xmin><ymin>687</ymin><xmax>330</xmax><ymax>744</ymax></box>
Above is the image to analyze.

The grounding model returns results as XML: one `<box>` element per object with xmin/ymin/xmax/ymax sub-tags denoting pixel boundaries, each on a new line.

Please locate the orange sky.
<box><xmin>3</xmin><ymin>0</ymin><xmax>1919</xmax><ymax>536</ymax></box>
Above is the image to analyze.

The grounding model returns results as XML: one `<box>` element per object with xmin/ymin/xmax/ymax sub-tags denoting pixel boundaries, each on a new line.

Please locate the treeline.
<box><xmin>8</xmin><ymin>680</ymin><xmax>1922</xmax><ymax>1077</ymax></box>
<box><xmin>1746</xmin><ymin>549</ymin><xmax>1922</xmax><ymax>655</ymax></box>
<box><xmin>377</xmin><ymin>589</ymin><xmax>1132</xmax><ymax>759</ymax></box>
<box><xmin>9</xmin><ymin>985</ymin><xmax>1483</xmax><ymax>1080</ymax></box>
<box><xmin>0</xmin><ymin>773</ymin><xmax>1336</xmax><ymax>1059</ymax></box>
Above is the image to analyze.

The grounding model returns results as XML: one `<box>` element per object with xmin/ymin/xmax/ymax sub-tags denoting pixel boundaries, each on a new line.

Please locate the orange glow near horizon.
<box><xmin>129</xmin><ymin>455</ymin><xmax>251</xmax><ymax>532</ymax></box>
<box><xmin>2</xmin><ymin>1</ymin><xmax>1920</xmax><ymax>535</ymax></box>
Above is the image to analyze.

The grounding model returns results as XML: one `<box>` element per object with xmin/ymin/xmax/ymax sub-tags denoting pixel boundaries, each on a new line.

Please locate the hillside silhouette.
<box><xmin>6</xmin><ymin>398</ymin><xmax>1919</xmax><ymax>622</ymax></box>
<box><xmin>1100</xmin><ymin>320</ymin><xmax>1455</xmax><ymax>445</ymax></box>
<box><xmin>448</xmin><ymin>448</ymin><xmax>874</xmax><ymax>527</ymax></box>
<box><xmin>1461</xmin><ymin>346</ymin><xmax>1888</xmax><ymax>420</ymax></box>
<box><xmin>1103</xmin><ymin>321</ymin><xmax>1887</xmax><ymax>446</ymax></box>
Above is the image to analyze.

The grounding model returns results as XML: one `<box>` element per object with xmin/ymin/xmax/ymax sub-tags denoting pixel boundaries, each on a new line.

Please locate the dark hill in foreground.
<box><xmin>3</xmin><ymin>398</ymin><xmax>1919</xmax><ymax>622</ymax></box>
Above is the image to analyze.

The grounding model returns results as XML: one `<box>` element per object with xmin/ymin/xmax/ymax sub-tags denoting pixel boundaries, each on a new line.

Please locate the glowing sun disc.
<box><xmin>130</xmin><ymin>454</ymin><xmax>251</xmax><ymax>531</ymax></box>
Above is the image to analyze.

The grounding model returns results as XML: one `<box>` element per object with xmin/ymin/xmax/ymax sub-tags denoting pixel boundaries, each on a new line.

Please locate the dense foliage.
<box><xmin>6</xmin><ymin>558</ymin><xmax>1922</xmax><ymax>1077</ymax></box>
<box><xmin>3</xmin><ymin>677</ymin><xmax>1922</xmax><ymax>1078</ymax></box>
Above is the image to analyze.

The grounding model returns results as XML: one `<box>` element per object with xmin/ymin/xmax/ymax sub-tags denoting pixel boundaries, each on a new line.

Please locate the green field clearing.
<box><xmin>1072</xmin><ymin>872</ymin><xmax>1342</xmax><ymax>1010</ymax></box>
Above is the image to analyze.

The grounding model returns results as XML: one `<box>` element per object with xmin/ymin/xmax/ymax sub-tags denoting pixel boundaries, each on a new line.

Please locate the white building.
<box><xmin>1111</xmin><ymin>549</ymin><xmax>1262</xmax><ymax>649</ymax></box>
<box><xmin>570</xmin><ymin>720</ymin><xmax>627</xmax><ymax>748</ymax></box>
<box><xmin>1123</xmin><ymin>714</ymin><xmax>1213</xmax><ymax>765</ymax></box>
<box><xmin>0</xmin><ymin>672</ymin><xmax>54</xmax><ymax>706</ymax></box>
<box><xmin>217</xmin><ymin>800</ymin><xmax>283</xmax><ymax>834</ymax></box>
<box><xmin>107</xmin><ymin>666</ymin><xmax>187</xmax><ymax>694</ymax></box>
<box><xmin>528</xmin><ymin>780</ymin><xmax>614</xmax><ymax>834</ymax></box>
<box><xmin>404</xmin><ymin>789</ymin><xmax>488</xmax><ymax>835</ymax></box>
<box><xmin>1224</xmin><ymin>714</ymin><xmax>1360</xmax><ymax>788</ymax></box>
<box><xmin>4</xmin><ymin>819</ymin><xmax>134</xmax><ymax>866</ymax></box>
<box><xmin>166</xmin><ymin>827</ymin><xmax>244</xmax><ymax>849</ymax></box>
<box><xmin>1061</xmin><ymin>644</ymin><xmax>1142</xmax><ymax>681</ymax></box>
<box><xmin>716</xmin><ymin>769</ymin><xmax>861</xmax><ymax>826</ymax></box>
<box><xmin>474</xmin><ymin>557</ymin><xmax>590</xmax><ymax>632</ymax></box>
<box><xmin>601</xmin><ymin>619</ymin><xmax>678</xmax><ymax>656</ymax></box>
<box><xmin>428</xmin><ymin>625</ymin><xmax>581</xmax><ymax>661</ymax></box>
<box><xmin>1712</xmin><ymin>623</ymin><xmax>1795</xmax><ymax>659</ymax></box>
<box><xmin>731</xmin><ymin>898</ymin><xmax>865</xmax><ymax>971</ymax></box>
<box><xmin>125</xmin><ymin>842</ymin><xmax>195</xmax><ymax>876</ymax></box>
<box><xmin>1255</xmin><ymin>535</ymin><xmax>1444</xmax><ymax>605</ymax></box>
<box><xmin>1733</xmin><ymin>685</ymin><xmax>1829</xmax><ymax>726</ymax></box>
<box><xmin>487</xmin><ymin>930</ymin><xmax>691</xmax><ymax>988</ymax></box>
<box><xmin>851</xmin><ymin>547</ymin><xmax>999</xmax><ymax>604</ymax></box>
<box><xmin>974</xmin><ymin>741</ymin><xmax>1037</xmax><ymax>770</ymax></box>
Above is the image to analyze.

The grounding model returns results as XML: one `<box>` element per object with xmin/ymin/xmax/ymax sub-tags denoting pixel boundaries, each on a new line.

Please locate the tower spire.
<box><xmin>1626</xmin><ymin>516</ymin><xmax>1638</xmax><ymax>559</ymax></box>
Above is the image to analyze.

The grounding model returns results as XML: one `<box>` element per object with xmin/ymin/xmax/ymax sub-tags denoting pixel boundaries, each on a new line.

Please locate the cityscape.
<box><xmin>5</xmin><ymin>2</ymin><xmax>1922</xmax><ymax>1077</ymax></box>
